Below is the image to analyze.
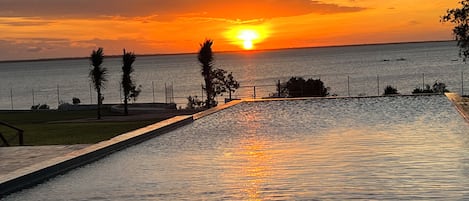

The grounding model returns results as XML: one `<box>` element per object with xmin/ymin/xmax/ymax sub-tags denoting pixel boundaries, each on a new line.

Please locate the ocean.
<box><xmin>0</xmin><ymin>41</ymin><xmax>465</xmax><ymax>109</ymax></box>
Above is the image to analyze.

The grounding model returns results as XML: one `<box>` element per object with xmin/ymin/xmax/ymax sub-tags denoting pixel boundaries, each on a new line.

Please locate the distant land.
<box><xmin>0</xmin><ymin>40</ymin><xmax>455</xmax><ymax>64</ymax></box>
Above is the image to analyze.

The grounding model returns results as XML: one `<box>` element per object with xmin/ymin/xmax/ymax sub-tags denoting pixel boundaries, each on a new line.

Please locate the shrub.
<box><xmin>412</xmin><ymin>81</ymin><xmax>449</xmax><ymax>94</ymax></box>
<box><xmin>432</xmin><ymin>81</ymin><xmax>449</xmax><ymax>93</ymax></box>
<box><xmin>72</xmin><ymin>97</ymin><xmax>81</xmax><ymax>105</ymax></box>
<box><xmin>186</xmin><ymin>96</ymin><xmax>204</xmax><ymax>109</ymax></box>
<box><xmin>31</xmin><ymin>104</ymin><xmax>50</xmax><ymax>110</ymax></box>
<box><xmin>280</xmin><ymin>77</ymin><xmax>329</xmax><ymax>97</ymax></box>
<box><xmin>412</xmin><ymin>84</ymin><xmax>432</xmax><ymax>94</ymax></box>
<box><xmin>383</xmin><ymin>85</ymin><xmax>399</xmax><ymax>95</ymax></box>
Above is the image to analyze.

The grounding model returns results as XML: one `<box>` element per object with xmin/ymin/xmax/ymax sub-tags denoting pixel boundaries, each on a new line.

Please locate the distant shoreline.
<box><xmin>0</xmin><ymin>40</ymin><xmax>455</xmax><ymax>64</ymax></box>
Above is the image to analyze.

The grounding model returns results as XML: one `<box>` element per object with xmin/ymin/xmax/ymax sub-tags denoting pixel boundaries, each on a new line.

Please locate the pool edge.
<box><xmin>193</xmin><ymin>99</ymin><xmax>244</xmax><ymax>120</ymax></box>
<box><xmin>445</xmin><ymin>92</ymin><xmax>469</xmax><ymax>123</ymax></box>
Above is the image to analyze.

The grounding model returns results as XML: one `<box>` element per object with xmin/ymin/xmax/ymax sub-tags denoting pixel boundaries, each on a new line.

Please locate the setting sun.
<box><xmin>225</xmin><ymin>25</ymin><xmax>270</xmax><ymax>50</ymax></box>
<box><xmin>238</xmin><ymin>30</ymin><xmax>259</xmax><ymax>50</ymax></box>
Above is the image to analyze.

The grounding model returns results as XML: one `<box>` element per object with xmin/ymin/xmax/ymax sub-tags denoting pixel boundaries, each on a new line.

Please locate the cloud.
<box><xmin>0</xmin><ymin>38</ymin><xmax>87</xmax><ymax>60</ymax></box>
<box><xmin>0</xmin><ymin>18</ymin><xmax>54</xmax><ymax>26</ymax></box>
<box><xmin>0</xmin><ymin>37</ymin><xmax>158</xmax><ymax>60</ymax></box>
<box><xmin>26</xmin><ymin>46</ymin><xmax>43</xmax><ymax>52</ymax></box>
<box><xmin>0</xmin><ymin>0</ymin><xmax>366</xmax><ymax>21</ymax></box>
<box><xmin>408</xmin><ymin>20</ymin><xmax>420</xmax><ymax>25</ymax></box>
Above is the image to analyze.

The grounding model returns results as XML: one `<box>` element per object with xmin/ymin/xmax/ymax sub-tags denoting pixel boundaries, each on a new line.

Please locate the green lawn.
<box><xmin>0</xmin><ymin>110</ymin><xmax>155</xmax><ymax>146</ymax></box>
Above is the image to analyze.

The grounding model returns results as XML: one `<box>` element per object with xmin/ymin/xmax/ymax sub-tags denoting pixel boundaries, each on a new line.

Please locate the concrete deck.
<box><xmin>0</xmin><ymin>145</ymin><xmax>89</xmax><ymax>177</ymax></box>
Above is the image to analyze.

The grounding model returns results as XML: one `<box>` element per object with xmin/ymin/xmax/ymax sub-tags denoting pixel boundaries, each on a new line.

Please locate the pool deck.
<box><xmin>0</xmin><ymin>145</ymin><xmax>90</xmax><ymax>177</ymax></box>
<box><xmin>1</xmin><ymin>95</ymin><xmax>468</xmax><ymax>197</ymax></box>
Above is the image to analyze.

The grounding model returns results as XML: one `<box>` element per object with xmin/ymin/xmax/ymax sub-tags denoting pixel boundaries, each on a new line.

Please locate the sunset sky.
<box><xmin>0</xmin><ymin>0</ymin><xmax>460</xmax><ymax>60</ymax></box>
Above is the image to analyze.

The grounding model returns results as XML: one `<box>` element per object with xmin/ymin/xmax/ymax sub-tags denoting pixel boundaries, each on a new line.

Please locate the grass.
<box><xmin>0</xmin><ymin>110</ymin><xmax>156</xmax><ymax>146</ymax></box>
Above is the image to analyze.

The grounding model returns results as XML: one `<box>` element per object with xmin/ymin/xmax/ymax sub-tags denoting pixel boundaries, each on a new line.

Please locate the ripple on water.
<box><xmin>4</xmin><ymin>95</ymin><xmax>469</xmax><ymax>200</ymax></box>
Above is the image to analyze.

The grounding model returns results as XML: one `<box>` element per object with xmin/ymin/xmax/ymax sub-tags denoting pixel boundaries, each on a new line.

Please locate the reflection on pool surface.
<box><xmin>5</xmin><ymin>95</ymin><xmax>469</xmax><ymax>200</ymax></box>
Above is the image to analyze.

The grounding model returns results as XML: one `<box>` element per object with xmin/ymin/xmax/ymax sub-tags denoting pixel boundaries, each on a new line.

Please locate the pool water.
<box><xmin>5</xmin><ymin>95</ymin><xmax>469</xmax><ymax>200</ymax></box>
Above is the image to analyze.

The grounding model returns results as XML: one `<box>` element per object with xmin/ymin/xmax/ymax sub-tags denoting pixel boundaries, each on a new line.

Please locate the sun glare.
<box><xmin>238</xmin><ymin>30</ymin><xmax>258</xmax><ymax>50</ymax></box>
<box><xmin>225</xmin><ymin>25</ymin><xmax>269</xmax><ymax>50</ymax></box>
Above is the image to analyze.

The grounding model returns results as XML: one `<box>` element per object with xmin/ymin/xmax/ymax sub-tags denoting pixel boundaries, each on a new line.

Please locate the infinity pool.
<box><xmin>5</xmin><ymin>96</ymin><xmax>469</xmax><ymax>200</ymax></box>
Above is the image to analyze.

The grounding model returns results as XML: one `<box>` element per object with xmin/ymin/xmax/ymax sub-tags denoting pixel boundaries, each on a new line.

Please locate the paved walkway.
<box><xmin>0</xmin><ymin>144</ymin><xmax>89</xmax><ymax>177</ymax></box>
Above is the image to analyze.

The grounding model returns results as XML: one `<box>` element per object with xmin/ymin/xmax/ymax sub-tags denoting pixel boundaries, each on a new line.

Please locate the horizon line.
<box><xmin>0</xmin><ymin>40</ymin><xmax>455</xmax><ymax>63</ymax></box>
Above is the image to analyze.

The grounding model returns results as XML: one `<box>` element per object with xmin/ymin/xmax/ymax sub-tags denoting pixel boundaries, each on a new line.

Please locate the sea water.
<box><xmin>0</xmin><ymin>41</ymin><xmax>465</xmax><ymax>109</ymax></box>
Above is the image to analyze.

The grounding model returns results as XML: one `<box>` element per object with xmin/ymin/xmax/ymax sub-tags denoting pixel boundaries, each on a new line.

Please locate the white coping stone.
<box><xmin>445</xmin><ymin>92</ymin><xmax>469</xmax><ymax>123</ymax></box>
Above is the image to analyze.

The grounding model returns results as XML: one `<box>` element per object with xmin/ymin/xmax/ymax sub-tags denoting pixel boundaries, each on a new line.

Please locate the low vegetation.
<box><xmin>383</xmin><ymin>85</ymin><xmax>399</xmax><ymax>95</ymax></box>
<box><xmin>31</xmin><ymin>104</ymin><xmax>50</xmax><ymax>110</ymax></box>
<box><xmin>186</xmin><ymin>96</ymin><xmax>205</xmax><ymax>109</ymax></box>
<box><xmin>0</xmin><ymin>110</ymin><xmax>153</xmax><ymax>146</ymax></box>
<box><xmin>412</xmin><ymin>81</ymin><xmax>449</xmax><ymax>94</ymax></box>
<box><xmin>278</xmin><ymin>77</ymin><xmax>329</xmax><ymax>97</ymax></box>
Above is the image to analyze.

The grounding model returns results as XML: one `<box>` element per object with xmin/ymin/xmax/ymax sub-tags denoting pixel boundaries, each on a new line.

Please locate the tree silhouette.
<box><xmin>121</xmin><ymin>49</ymin><xmax>137</xmax><ymax>116</ymax></box>
<box><xmin>442</xmin><ymin>0</ymin><xmax>469</xmax><ymax>62</ymax></box>
<box><xmin>198</xmin><ymin>39</ymin><xmax>240</xmax><ymax>106</ymax></box>
<box><xmin>198</xmin><ymin>39</ymin><xmax>216</xmax><ymax>108</ymax></box>
<box><xmin>89</xmin><ymin>48</ymin><xmax>107</xmax><ymax>120</ymax></box>
<box><xmin>212</xmin><ymin>68</ymin><xmax>240</xmax><ymax>100</ymax></box>
<box><xmin>280</xmin><ymin>77</ymin><xmax>329</xmax><ymax>97</ymax></box>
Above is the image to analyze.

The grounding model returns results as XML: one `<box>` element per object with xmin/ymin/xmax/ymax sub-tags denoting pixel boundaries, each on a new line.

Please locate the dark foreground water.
<box><xmin>4</xmin><ymin>96</ymin><xmax>469</xmax><ymax>200</ymax></box>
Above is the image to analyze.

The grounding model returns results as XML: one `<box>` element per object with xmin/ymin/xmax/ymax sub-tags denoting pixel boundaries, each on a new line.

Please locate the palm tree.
<box><xmin>89</xmin><ymin>48</ymin><xmax>107</xmax><ymax>120</ymax></box>
<box><xmin>198</xmin><ymin>39</ymin><xmax>215</xmax><ymax>108</ymax></box>
<box><xmin>122</xmin><ymin>49</ymin><xmax>136</xmax><ymax>116</ymax></box>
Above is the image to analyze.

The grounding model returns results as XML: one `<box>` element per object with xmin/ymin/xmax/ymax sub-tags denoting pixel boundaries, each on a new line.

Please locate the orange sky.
<box><xmin>0</xmin><ymin>0</ymin><xmax>460</xmax><ymax>60</ymax></box>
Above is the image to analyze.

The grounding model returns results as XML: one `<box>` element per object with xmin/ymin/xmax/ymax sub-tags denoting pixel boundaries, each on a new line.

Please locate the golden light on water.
<box><xmin>225</xmin><ymin>25</ymin><xmax>270</xmax><ymax>50</ymax></box>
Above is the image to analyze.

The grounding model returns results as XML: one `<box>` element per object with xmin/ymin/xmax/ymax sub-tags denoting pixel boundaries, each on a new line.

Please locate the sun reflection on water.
<box><xmin>221</xmin><ymin>108</ymin><xmax>272</xmax><ymax>200</ymax></box>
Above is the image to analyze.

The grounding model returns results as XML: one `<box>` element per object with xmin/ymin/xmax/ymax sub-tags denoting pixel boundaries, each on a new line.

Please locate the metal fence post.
<box><xmin>57</xmin><ymin>84</ymin><xmax>60</xmax><ymax>107</ymax></box>
<box><xmin>461</xmin><ymin>71</ymin><xmax>464</xmax><ymax>95</ymax></box>
<box><xmin>32</xmin><ymin>88</ymin><xmax>35</xmax><ymax>106</ymax></box>
<box><xmin>377</xmin><ymin>75</ymin><xmax>380</xmax><ymax>96</ymax></box>
<box><xmin>165</xmin><ymin>83</ymin><xmax>167</xmax><ymax>104</ymax></box>
<box><xmin>253</xmin><ymin>86</ymin><xmax>256</xmax><ymax>99</ymax></box>
<box><xmin>10</xmin><ymin>88</ymin><xmax>13</xmax><ymax>110</ymax></box>
<box><xmin>347</xmin><ymin>76</ymin><xmax>350</xmax><ymax>97</ymax></box>
<box><xmin>277</xmin><ymin>80</ymin><xmax>281</xmax><ymax>97</ymax></box>
<box><xmin>422</xmin><ymin>73</ymin><xmax>425</xmax><ymax>89</ymax></box>
<box><xmin>152</xmin><ymin>81</ymin><xmax>155</xmax><ymax>103</ymax></box>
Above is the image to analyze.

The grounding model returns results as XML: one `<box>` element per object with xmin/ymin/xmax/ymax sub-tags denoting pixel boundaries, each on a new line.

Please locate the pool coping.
<box><xmin>445</xmin><ymin>93</ymin><xmax>469</xmax><ymax>123</ymax></box>
<box><xmin>0</xmin><ymin>94</ymin><xmax>464</xmax><ymax>198</ymax></box>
